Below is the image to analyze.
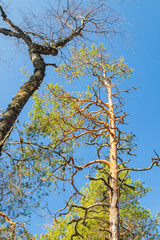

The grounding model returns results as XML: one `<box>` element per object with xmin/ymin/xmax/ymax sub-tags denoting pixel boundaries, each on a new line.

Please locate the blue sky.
<box><xmin>116</xmin><ymin>0</ymin><xmax>160</xmax><ymax>214</ymax></box>
<box><xmin>0</xmin><ymin>0</ymin><xmax>160</xmax><ymax>236</ymax></box>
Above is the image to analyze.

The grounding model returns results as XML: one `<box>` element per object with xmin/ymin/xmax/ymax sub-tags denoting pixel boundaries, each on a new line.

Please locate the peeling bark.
<box><xmin>104</xmin><ymin>75</ymin><xmax>119</xmax><ymax>240</ymax></box>
<box><xmin>108</xmin><ymin>84</ymin><xmax>119</xmax><ymax>240</ymax></box>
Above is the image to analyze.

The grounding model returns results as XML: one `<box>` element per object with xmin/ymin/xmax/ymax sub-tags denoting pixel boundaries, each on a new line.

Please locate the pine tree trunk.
<box><xmin>108</xmin><ymin>84</ymin><xmax>119</xmax><ymax>240</ymax></box>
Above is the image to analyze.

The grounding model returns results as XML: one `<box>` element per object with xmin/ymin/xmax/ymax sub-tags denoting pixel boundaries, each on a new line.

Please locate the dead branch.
<box><xmin>118</xmin><ymin>151</ymin><xmax>160</xmax><ymax>173</ymax></box>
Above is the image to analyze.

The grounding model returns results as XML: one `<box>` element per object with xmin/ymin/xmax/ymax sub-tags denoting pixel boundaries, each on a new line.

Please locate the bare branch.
<box><xmin>118</xmin><ymin>152</ymin><xmax>160</xmax><ymax>173</ymax></box>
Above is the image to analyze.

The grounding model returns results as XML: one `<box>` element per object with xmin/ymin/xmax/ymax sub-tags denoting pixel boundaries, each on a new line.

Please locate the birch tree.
<box><xmin>0</xmin><ymin>0</ymin><xmax>122</xmax><ymax>153</ymax></box>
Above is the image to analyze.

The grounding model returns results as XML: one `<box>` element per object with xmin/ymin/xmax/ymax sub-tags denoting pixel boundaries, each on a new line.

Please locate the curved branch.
<box><xmin>0</xmin><ymin>6</ymin><xmax>58</xmax><ymax>153</ymax></box>
<box><xmin>0</xmin><ymin>211</ymin><xmax>25</xmax><ymax>238</ymax></box>
<box><xmin>118</xmin><ymin>153</ymin><xmax>160</xmax><ymax>173</ymax></box>
<box><xmin>76</xmin><ymin>159</ymin><xmax>111</xmax><ymax>170</ymax></box>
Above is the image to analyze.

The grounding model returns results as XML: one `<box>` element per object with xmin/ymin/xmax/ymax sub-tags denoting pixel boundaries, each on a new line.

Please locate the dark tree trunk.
<box><xmin>0</xmin><ymin>50</ymin><xmax>46</xmax><ymax>152</ymax></box>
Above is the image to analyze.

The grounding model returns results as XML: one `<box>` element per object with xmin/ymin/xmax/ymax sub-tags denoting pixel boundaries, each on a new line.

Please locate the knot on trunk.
<box><xmin>29</xmin><ymin>43</ymin><xmax>58</xmax><ymax>56</ymax></box>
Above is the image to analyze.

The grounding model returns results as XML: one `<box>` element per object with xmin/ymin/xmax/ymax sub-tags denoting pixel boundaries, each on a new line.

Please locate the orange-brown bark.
<box><xmin>105</xmin><ymin>75</ymin><xmax>119</xmax><ymax>239</ymax></box>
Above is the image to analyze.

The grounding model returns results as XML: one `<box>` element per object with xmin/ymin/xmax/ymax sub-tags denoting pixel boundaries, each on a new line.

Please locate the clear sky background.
<box><xmin>0</xmin><ymin>0</ymin><xmax>160</xmax><ymax>236</ymax></box>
